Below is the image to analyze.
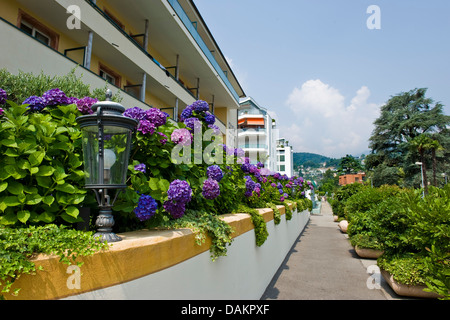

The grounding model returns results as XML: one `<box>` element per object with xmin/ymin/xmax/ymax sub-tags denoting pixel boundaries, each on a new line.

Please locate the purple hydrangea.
<box><xmin>23</xmin><ymin>96</ymin><xmax>46</xmax><ymax>112</ymax></box>
<box><xmin>76</xmin><ymin>97</ymin><xmax>97</xmax><ymax>114</ymax></box>
<box><xmin>241</xmin><ymin>163</ymin><xmax>251</xmax><ymax>173</ymax></box>
<box><xmin>257</xmin><ymin>162</ymin><xmax>264</xmax><ymax>168</ymax></box>
<box><xmin>180</xmin><ymin>106</ymin><xmax>193</xmax><ymax>121</ymax></box>
<box><xmin>134</xmin><ymin>194</ymin><xmax>158</xmax><ymax>221</ymax></box>
<box><xmin>206</xmin><ymin>165</ymin><xmax>223</xmax><ymax>182</ymax></box>
<box><xmin>157</xmin><ymin>132</ymin><xmax>168</xmax><ymax>145</ymax></box>
<box><xmin>145</xmin><ymin>108</ymin><xmax>168</xmax><ymax>127</ymax></box>
<box><xmin>208</xmin><ymin>124</ymin><xmax>220</xmax><ymax>135</ymax></box>
<box><xmin>171</xmin><ymin>128</ymin><xmax>192</xmax><ymax>146</ymax></box>
<box><xmin>163</xmin><ymin>200</ymin><xmax>186</xmax><ymax>219</ymax></box>
<box><xmin>42</xmin><ymin>88</ymin><xmax>69</xmax><ymax>106</ymax></box>
<box><xmin>190</xmin><ymin>100</ymin><xmax>209</xmax><ymax>112</ymax></box>
<box><xmin>134</xmin><ymin>163</ymin><xmax>146</xmax><ymax>173</ymax></box>
<box><xmin>123</xmin><ymin>107</ymin><xmax>147</xmax><ymax>120</ymax></box>
<box><xmin>202</xmin><ymin>178</ymin><xmax>220</xmax><ymax>200</ymax></box>
<box><xmin>204</xmin><ymin>111</ymin><xmax>215</xmax><ymax>125</ymax></box>
<box><xmin>137</xmin><ymin>120</ymin><xmax>155</xmax><ymax>135</ymax></box>
<box><xmin>167</xmin><ymin>179</ymin><xmax>192</xmax><ymax>204</ymax></box>
<box><xmin>184</xmin><ymin>117</ymin><xmax>202</xmax><ymax>131</ymax></box>
<box><xmin>0</xmin><ymin>88</ymin><xmax>7</xmax><ymax>105</ymax></box>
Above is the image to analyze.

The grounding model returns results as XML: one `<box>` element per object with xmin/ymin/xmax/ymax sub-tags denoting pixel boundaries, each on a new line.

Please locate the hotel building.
<box><xmin>238</xmin><ymin>97</ymin><xmax>278</xmax><ymax>172</ymax></box>
<box><xmin>0</xmin><ymin>0</ymin><xmax>245</xmax><ymax>147</ymax></box>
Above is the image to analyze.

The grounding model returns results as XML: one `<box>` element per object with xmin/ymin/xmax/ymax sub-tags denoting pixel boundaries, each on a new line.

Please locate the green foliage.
<box><xmin>234</xmin><ymin>204</ymin><xmax>268</xmax><ymax>247</ymax></box>
<box><xmin>330</xmin><ymin>183</ymin><xmax>364</xmax><ymax>219</ymax></box>
<box><xmin>163</xmin><ymin>210</ymin><xmax>234</xmax><ymax>261</ymax></box>
<box><xmin>0</xmin><ymin>68</ymin><xmax>122</xmax><ymax>104</ymax></box>
<box><xmin>0</xmin><ymin>224</ymin><xmax>108</xmax><ymax>297</ymax></box>
<box><xmin>0</xmin><ymin>102</ymin><xmax>92</xmax><ymax>226</ymax></box>
<box><xmin>367</xmin><ymin>88</ymin><xmax>450</xmax><ymax>188</ymax></box>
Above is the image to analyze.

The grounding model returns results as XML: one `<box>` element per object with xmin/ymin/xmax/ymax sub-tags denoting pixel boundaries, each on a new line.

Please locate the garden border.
<box><xmin>5</xmin><ymin>204</ymin><xmax>310</xmax><ymax>300</ymax></box>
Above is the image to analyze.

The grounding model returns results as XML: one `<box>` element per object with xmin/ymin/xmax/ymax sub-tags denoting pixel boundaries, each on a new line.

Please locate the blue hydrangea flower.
<box><xmin>180</xmin><ymin>106</ymin><xmax>193</xmax><ymax>121</ymax></box>
<box><xmin>23</xmin><ymin>96</ymin><xmax>46</xmax><ymax>112</ymax></box>
<box><xmin>202</xmin><ymin>178</ymin><xmax>220</xmax><ymax>199</ymax></box>
<box><xmin>134</xmin><ymin>163</ymin><xmax>146</xmax><ymax>173</ymax></box>
<box><xmin>76</xmin><ymin>96</ymin><xmax>97</xmax><ymax>114</ymax></box>
<box><xmin>134</xmin><ymin>194</ymin><xmax>158</xmax><ymax>221</ymax></box>
<box><xmin>42</xmin><ymin>88</ymin><xmax>69</xmax><ymax>106</ymax></box>
<box><xmin>163</xmin><ymin>200</ymin><xmax>186</xmax><ymax>219</ymax></box>
<box><xmin>167</xmin><ymin>179</ymin><xmax>192</xmax><ymax>204</ymax></box>
<box><xmin>190</xmin><ymin>100</ymin><xmax>209</xmax><ymax>112</ymax></box>
<box><xmin>206</xmin><ymin>165</ymin><xmax>223</xmax><ymax>182</ymax></box>
<box><xmin>184</xmin><ymin>117</ymin><xmax>202</xmax><ymax>131</ymax></box>
<box><xmin>137</xmin><ymin>120</ymin><xmax>155</xmax><ymax>135</ymax></box>
<box><xmin>204</xmin><ymin>111</ymin><xmax>215</xmax><ymax>125</ymax></box>
<box><xmin>145</xmin><ymin>108</ymin><xmax>168</xmax><ymax>127</ymax></box>
<box><xmin>123</xmin><ymin>106</ymin><xmax>147</xmax><ymax>120</ymax></box>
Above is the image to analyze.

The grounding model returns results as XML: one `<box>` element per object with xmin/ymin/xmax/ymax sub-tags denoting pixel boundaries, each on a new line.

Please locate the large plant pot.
<box><xmin>354</xmin><ymin>245</ymin><xmax>384</xmax><ymax>259</ymax></box>
<box><xmin>380</xmin><ymin>269</ymin><xmax>441</xmax><ymax>299</ymax></box>
<box><xmin>338</xmin><ymin>220</ymin><xmax>348</xmax><ymax>233</ymax></box>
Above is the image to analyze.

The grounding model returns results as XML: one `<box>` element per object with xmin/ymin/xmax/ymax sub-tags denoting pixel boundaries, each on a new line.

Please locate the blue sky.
<box><xmin>193</xmin><ymin>0</ymin><xmax>450</xmax><ymax>158</ymax></box>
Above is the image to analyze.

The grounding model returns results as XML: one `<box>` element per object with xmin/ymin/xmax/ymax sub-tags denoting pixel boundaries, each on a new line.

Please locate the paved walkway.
<box><xmin>261</xmin><ymin>200</ymin><xmax>407</xmax><ymax>300</ymax></box>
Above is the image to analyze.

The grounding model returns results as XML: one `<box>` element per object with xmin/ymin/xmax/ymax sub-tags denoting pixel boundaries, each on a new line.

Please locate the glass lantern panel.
<box><xmin>81</xmin><ymin>125</ymin><xmax>133</xmax><ymax>186</ymax></box>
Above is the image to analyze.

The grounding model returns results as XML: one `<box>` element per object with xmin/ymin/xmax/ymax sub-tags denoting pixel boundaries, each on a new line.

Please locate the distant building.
<box><xmin>276</xmin><ymin>138</ymin><xmax>294</xmax><ymax>177</ymax></box>
<box><xmin>339</xmin><ymin>173</ymin><xmax>366</xmax><ymax>186</ymax></box>
<box><xmin>238</xmin><ymin>97</ymin><xmax>278</xmax><ymax>172</ymax></box>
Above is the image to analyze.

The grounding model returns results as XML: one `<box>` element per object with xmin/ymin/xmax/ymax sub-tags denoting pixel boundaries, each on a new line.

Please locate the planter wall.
<box><xmin>5</xmin><ymin>204</ymin><xmax>309</xmax><ymax>300</ymax></box>
<box><xmin>354</xmin><ymin>245</ymin><xmax>384</xmax><ymax>259</ymax></box>
<box><xmin>380</xmin><ymin>269</ymin><xmax>441</xmax><ymax>299</ymax></box>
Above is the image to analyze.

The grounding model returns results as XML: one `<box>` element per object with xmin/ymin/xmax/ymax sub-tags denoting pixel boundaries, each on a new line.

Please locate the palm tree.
<box><xmin>429</xmin><ymin>138</ymin><xmax>443</xmax><ymax>186</ymax></box>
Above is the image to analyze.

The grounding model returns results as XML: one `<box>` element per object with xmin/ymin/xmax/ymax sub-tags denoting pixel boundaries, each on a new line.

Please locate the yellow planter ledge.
<box><xmin>4</xmin><ymin>204</ymin><xmax>290</xmax><ymax>300</ymax></box>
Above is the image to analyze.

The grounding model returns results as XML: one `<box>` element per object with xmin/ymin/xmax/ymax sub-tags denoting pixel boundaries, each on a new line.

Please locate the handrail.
<box><xmin>167</xmin><ymin>0</ymin><xmax>240</xmax><ymax>103</ymax></box>
<box><xmin>84</xmin><ymin>0</ymin><xmax>197</xmax><ymax>100</ymax></box>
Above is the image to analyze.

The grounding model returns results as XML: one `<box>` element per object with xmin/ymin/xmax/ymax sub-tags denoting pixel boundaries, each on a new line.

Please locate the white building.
<box><xmin>276</xmin><ymin>138</ymin><xmax>294</xmax><ymax>177</ymax></box>
<box><xmin>237</xmin><ymin>97</ymin><xmax>278</xmax><ymax>172</ymax></box>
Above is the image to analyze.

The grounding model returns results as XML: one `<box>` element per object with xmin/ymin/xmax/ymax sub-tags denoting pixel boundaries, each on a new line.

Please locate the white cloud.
<box><xmin>283</xmin><ymin>79</ymin><xmax>380</xmax><ymax>158</ymax></box>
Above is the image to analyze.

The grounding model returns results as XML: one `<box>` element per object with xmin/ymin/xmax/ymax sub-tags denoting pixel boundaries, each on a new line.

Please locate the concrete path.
<box><xmin>261</xmin><ymin>200</ymin><xmax>406</xmax><ymax>300</ymax></box>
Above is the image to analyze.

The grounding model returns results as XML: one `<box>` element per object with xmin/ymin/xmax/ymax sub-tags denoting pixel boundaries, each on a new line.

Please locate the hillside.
<box><xmin>293</xmin><ymin>152</ymin><xmax>339</xmax><ymax>168</ymax></box>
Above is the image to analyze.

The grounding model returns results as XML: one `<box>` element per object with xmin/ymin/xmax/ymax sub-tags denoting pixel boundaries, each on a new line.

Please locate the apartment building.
<box><xmin>276</xmin><ymin>138</ymin><xmax>294</xmax><ymax>177</ymax></box>
<box><xmin>237</xmin><ymin>97</ymin><xmax>278</xmax><ymax>172</ymax></box>
<box><xmin>0</xmin><ymin>0</ymin><xmax>245</xmax><ymax>147</ymax></box>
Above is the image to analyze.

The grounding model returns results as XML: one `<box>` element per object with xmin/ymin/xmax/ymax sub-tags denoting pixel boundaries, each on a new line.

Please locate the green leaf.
<box><xmin>149</xmin><ymin>177</ymin><xmax>159</xmax><ymax>191</ymax></box>
<box><xmin>158</xmin><ymin>179</ymin><xmax>170</xmax><ymax>192</ymax></box>
<box><xmin>17</xmin><ymin>210</ymin><xmax>31</xmax><ymax>223</ymax></box>
<box><xmin>36</xmin><ymin>165</ymin><xmax>56</xmax><ymax>177</ymax></box>
<box><xmin>4</xmin><ymin>196</ymin><xmax>21</xmax><ymax>207</ymax></box>
<box><xmin>65</xmin><ymin>206</ymin><xmax>79</xmax><ymax>218</ymax></box>
<box><xmin>38</xmin><ymin>211</ymin><xmax>56</xmax><ymax>223</ymax></box>
<box><xmin>36</xmin><ymin>176</ymin><xmax>52</xmax><ymax>188</ymax></box>
<box><xmin>2</xmin><ymin>139</ymin><xmax>18</xmax><ymax>148</ymax></box>
<box><xmin>7</xmin><ymin>181</ymin><xmax>24</xmax><ymax>195</ymax></box>
<box><xmin>26</xmin><ymin>194</ymin><xmax>43</xmax><ymax>205</ymax></box>
<box><xmin>29</xmin><ymin>150</ymin><xmax>45</xmax><ymax>167</ymax></box>
<box><xmin>0</xmin><ymin>181</ymin><xmax>8</xmax><ymax>193</ymax></box>
<box><xmin>55</xmin><ymin>183</ymin><xmax>77</xmax><ymax>194</ymax></box>
<box><xmin>43</xmin><ymin>195</ymin><xmax>55</xmax><ymax>206</ymax></box>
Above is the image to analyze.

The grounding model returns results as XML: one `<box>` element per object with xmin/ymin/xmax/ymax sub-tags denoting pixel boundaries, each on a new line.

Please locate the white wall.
<box><xmin>65</xmin><ymin>209</ymin><xmax>310</xmax><ymax>300</ymax></box>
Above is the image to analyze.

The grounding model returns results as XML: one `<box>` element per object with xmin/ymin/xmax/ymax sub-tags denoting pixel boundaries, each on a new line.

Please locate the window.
<box><xmin>99</xmin><ymin>63</ymin><xmax>121</xmax><ymax>87</ymax></box>
<box><xmin>18</xmin><ymin>10</ymin><xmax>59</xmax><ymax>50</ymax></box>
<box><xmin>279</xmin><ymin>155</ymin><xmax>285</xmax><ymax>162</ymax></box>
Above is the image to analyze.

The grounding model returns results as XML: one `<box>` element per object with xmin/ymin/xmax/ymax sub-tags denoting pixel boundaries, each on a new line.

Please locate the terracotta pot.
<box><xmin>355</xmin><ymin>245</ymin><xmax>384</xmax><ymax>259</ymax></box>
<box><xmin>381</xmin><ymin>270</ymin><xmax>441</xmax><ymax>299</ymax></box>
<box><xmin>338</xmin><ymin>220</ymin><xmax>348</xmax><ymax>233</ymax></box>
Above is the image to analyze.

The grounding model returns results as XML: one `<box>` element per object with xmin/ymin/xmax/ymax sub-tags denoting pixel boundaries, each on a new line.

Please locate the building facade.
<box><xmin>238</xmin><ymin>97</ymin><xmax>278</xmax><ymax>172</ymax></box>
<box><xmin>0</xmin><ymin>0</ymin><xmax>245</xmax><ymax>147</ymax></box>
<box><xmin>338</xmin><ymin>173</ymin><xmax>366</xmax><ymax>186</ymax></box>
<box><xmin>276</xmin><ymin>138</ymin><xmax>294</xmax><ymax>177</ymax></box>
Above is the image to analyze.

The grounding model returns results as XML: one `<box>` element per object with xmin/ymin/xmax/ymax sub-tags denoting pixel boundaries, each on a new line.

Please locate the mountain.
<box><xmin>293</xmin><ymin>152</ymin><xmax>339</xmax><ymax>168</ymax></box>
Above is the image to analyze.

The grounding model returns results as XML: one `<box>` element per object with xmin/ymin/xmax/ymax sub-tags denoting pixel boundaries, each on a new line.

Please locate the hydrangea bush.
<box><xmin>0</xmin><ymin>82</ymin><xmax>313</xmax><ymax>258</ymax></box>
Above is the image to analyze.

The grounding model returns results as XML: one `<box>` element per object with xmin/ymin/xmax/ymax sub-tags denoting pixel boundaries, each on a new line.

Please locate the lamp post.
<box><xmin>415</xmin><ymin>162</ymin><xmax>425</xmax><ymax>198</ymax></box>
<box><xmin>76</xmin><ymin>90</ymin><xmax>138</xmax><ymax>242</ymax></box>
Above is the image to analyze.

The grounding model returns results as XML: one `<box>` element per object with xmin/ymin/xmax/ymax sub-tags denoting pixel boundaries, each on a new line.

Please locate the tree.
<box><xmin>338</xmin><ymin>154</ymin><xmax>363</xmax><ymax>174</ymax></box>
<box><xmin>409</xmin><ymin>134</ymin><xmax>435</xmax><ymax>194</ymax></box>
<box><xmin>366</xmin><ymin>88</ymin><xmax>450</xmax><ymax>187</ymax></box>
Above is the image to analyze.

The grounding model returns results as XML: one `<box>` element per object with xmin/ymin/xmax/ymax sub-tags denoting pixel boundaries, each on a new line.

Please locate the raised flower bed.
<box><xmin>0</xmin><ymin>71</ymin><xmax>313</xmax><ymax>299</ymax></box>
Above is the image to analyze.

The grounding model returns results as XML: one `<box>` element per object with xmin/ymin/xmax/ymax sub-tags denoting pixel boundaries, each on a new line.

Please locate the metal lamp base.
<box><xmin>94</xmin><ymin>207</ymin><xmax>122</xmax><ymax>243</ymax></box>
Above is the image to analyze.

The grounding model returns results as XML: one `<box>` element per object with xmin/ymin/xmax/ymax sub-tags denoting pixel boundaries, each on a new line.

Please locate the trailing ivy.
<box><xmin>234</xmin><ymin>204</ymin><xmax>268</xmax><ymax>247</ymax></box>
<box><xmin>266</xmin><ymin>202</ymin><xmax>281</xmax><ymax>225</ymax></box>
<box><xmin>0</xmin><ymin>224</ymin><xmax>108</xmax><ymax>298</ymax></box>
<box><xmin>163</xmin><ymin>210</ymin><xmax>234</xmax><ymax>261</ymax></box>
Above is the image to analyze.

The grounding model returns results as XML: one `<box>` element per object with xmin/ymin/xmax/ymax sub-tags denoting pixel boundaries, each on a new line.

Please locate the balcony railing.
<box><xmin>239</xmin><ymin>144</ymin><xmax>268</xmax><ymax>150</ymax></box>
<box><xmin>167</xmin><ymin>0</ymin><xmax>240</xmax><ymax>103</ymax></box>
